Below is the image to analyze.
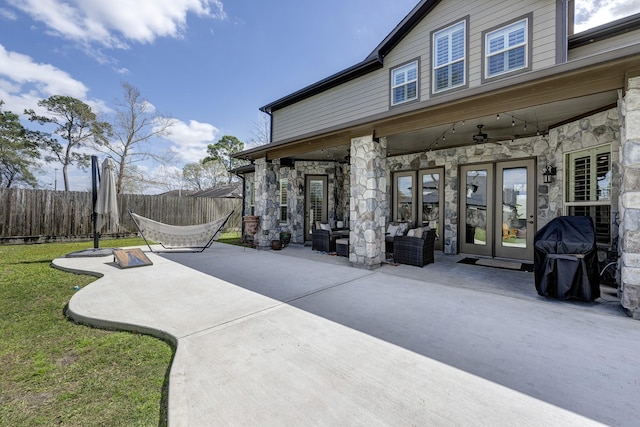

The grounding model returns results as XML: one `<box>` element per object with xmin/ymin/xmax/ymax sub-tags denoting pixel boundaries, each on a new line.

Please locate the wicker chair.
<box><xmin>312</xmin><ymin>229</ymin><xmax>336</xmax><ymax>252</ymax></box>
<box><xmin>393</xmin><ymin>229</ymin><xmax>436</xmax><ymax>267</ymax></box>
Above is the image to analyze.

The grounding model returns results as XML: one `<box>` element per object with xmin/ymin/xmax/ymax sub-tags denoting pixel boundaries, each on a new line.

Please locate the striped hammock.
<box><xmin>129</xmin><ymin>210</ymin><xmax>234</xmax><ymax>252</ymax></box>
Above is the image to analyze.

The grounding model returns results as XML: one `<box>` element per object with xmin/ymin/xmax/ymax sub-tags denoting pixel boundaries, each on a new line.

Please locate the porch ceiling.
<box><xmin>269</xmin><ymin>90</ymin><xmax>618</xmax><ymax>163</ymax></box>
<box><xmin>252</xmin><ymin>51</ymin><xmax>640</xmax><ymax>163</ymax></box>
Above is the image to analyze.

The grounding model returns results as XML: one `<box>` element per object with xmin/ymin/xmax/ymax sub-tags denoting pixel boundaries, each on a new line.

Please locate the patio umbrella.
<box><xmin>66</xmin><ymin>156</ymin><xmax>119</xmax><ymax>258</ymax></box>
<box><xmin>94</xmin><ymin>157</ymin><xmax>119</xmax><ymax>234</ymax></box>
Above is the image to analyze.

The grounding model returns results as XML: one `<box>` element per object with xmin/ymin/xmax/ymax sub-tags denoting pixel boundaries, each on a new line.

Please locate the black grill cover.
<box><xmin>534</xmin><ymin>216</ymin><xmax>600</xmax><ymax>302</ymax></box>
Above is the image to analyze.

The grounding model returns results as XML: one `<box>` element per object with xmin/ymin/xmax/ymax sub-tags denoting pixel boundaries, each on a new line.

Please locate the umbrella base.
<box><xmin>66</xmin><ymin>248</ymin><xmax>119</xmax><ymax>258</ymax></box>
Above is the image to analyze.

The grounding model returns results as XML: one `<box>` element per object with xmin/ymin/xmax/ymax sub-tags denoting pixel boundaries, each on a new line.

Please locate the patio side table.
<box><xmin>335</xmin><ymin>238</ymin><xmax>349</xmax><ymax>257</ymax></box>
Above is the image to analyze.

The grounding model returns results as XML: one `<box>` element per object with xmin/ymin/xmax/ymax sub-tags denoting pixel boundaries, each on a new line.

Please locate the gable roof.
<box><xmin>260</xmin><ymin>0</ymin><xmax>442</xmax><ymax>114</ymax></box>
<box><xmin>190</xmin><ymin>182</ymin><xmax>242</xmax><ymax>199</ymax></box>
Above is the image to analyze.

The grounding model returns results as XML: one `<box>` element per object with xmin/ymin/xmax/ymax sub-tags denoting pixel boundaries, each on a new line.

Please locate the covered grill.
<box><xmin>534</xmin><ymin>216</ymin><xmax>600</xmax><ymax>302</ymax></box>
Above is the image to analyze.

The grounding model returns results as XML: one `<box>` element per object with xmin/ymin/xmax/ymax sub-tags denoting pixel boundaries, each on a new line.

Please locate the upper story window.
<box><xmin>391</xmin><ymin>60</ymin><xmax>418</xmax><ymax>106</ymax></box>
<box><xmin>485</xmin><ymin>18</ymin><xmax>529</xmax><ymax>78</ymax></box>
<box><xmin>432</xmin><ymin>19</ymin><xmax>466</xmax><ymax>93</ymax></box>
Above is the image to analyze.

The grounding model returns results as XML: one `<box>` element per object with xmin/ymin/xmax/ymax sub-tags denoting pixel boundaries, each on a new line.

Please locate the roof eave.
<box><xmin>569</xmin><ymin>12</ymin><xmax>640</xmax><ymax>49</ymax></box>
<box><xmin>259</xmin><ymin>0</ymin><xmax>443</xmax><ymax>114</ymax></box>
<box><xmin>259</xmin><ymin>58</ymin><xmax>382</xmax><ymax>113</ymax></box>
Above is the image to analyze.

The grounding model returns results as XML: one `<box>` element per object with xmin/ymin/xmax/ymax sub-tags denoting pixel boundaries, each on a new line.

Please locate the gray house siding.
<box><xmin>272</xmin><ymin>0</ymin><xmax>558</xmax><ymax>143</ymax></box>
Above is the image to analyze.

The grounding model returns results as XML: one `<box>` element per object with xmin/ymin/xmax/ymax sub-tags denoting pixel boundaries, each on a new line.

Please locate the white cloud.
<box><xmin>0</xmin><ymin>44</ymin><xmax>112</xmax><ymax>116</ymax></box>
<box><xmin>0</xmin><ymin>44</ymin><xmax>88</xmax><ymax>99</ymax></box>
<box><xmin>0</xmin><ymin>7</ymin><xmax>17</xmax><ymax>20</ymax></box>
<box><xmin>7</xmin><ymin>0</ymin><xmax>226</xmax><ymax>49</ymax></box>
<box><xmin>575</xmin><ymin>0</ymin><xmax>640</xmax><ymax>32</ymax></box>
<box><xmin>163</xmin><ymin>119</ymin><xmax>220</xmax><ymax>163</ymax></box>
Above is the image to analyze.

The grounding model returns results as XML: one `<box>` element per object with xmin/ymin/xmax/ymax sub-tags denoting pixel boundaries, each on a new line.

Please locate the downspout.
<box><xmin>234</xmin><ymin>171</ymin><xmax>246</xmax><ymax>239</ymax></box>
<box><xmin>259</xmin><ymin>106</ymin><xmax>274</xmax><ymax>145</ymax></box>
<box><xmin>557</xmin><ymin>0</ymin><xmax>569</xmax><ymax>64</ymax></box>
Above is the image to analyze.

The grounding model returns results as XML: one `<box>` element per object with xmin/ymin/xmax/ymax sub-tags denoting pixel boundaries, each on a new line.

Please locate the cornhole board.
<box><xmin>113</xmin><ymin>248</ymin><xmax>153</xmax><ymax>269</ymax></box>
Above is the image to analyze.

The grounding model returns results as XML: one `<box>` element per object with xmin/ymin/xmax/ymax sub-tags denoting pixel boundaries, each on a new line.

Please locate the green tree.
<box><xmin>25</xmin><ymin>95</ymin><xmax>110</xmax><ymax>191</ymax></box>
<box><xmin>203</xmin><ymin>135</ymin><xmax>244</xmax><ymax>184</ymax></box>
<box><xmin>0</xmin><ymin>101</ymin><xmax>47</xmax><ymax>188</ymax></box>
<box><xmin>102</xmin><ymin>82</ymin><xmax>174</xmax><ymax>194</ymax></box>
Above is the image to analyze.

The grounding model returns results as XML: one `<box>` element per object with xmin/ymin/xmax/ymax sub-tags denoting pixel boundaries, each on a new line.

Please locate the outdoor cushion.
<box><xmin>407</xmin><ymin>227</ymin><xmax>424</xmax><ymax>238</ymax></box>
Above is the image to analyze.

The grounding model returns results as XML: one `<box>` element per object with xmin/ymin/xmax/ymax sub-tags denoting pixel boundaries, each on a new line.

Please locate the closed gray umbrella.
<box><xmin>66</xmin><ymin>156</ymin><xmax>119</xmax><ymax>257</ymax></box>
<box><xmin>95</xmin><ymin>157</ymin><xmax>119</xmax><ymax>233</ymax></box>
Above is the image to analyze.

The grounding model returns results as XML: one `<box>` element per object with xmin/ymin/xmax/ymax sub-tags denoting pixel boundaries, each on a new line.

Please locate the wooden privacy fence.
<box><xmin>0</xmin><ymin>188</ymin><xmax>242</xmax><ymax>243</ymax></box>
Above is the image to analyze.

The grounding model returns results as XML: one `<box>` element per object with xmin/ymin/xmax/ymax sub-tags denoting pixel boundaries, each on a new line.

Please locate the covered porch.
<box><xmin>235</xmin><ymin>55</ymin><xmax>640</xmax><ymax>318</ymax></box>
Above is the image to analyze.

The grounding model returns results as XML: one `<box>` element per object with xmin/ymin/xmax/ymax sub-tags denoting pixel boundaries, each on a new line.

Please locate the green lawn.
<box><xmin>0</xmin><ymin>238</ymin><xmax>173</xmax><ymax>426</ymax></box>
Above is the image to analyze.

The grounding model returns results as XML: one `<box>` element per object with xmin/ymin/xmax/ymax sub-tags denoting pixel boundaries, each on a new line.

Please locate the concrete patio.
<box><xmin>55</xmin><ymin>242</ymin><xmax>637</xmax><ymax>426</ymax></box>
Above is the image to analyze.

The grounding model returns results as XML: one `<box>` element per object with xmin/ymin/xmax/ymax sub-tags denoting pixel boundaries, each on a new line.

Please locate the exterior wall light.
<box><xmin>543</xmin><ymin>165</ymin><xmax>557</xmax><ymax>184</ymax></box>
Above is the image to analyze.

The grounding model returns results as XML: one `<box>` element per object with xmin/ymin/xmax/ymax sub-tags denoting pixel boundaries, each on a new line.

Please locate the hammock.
<box><xmin>129</xmin><ymin>209</ymin><xmax>234</xmax><ymax>253</ymax></box>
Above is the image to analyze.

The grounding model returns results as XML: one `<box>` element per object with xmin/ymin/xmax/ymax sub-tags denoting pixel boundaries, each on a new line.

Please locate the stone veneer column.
<box><xmin>349</xmin><ymin>135</ymin><xmax>387</xmax><ymax>268</ymax></box>
<box><xmin>620</xmin><ymin>76</ymin><xmax>640</xmax><ymax>319</ymax></box>
<box><xmin>253</xmin><ymin>158</ymin><xmax>279</xmax><ymax>248</ymax></box>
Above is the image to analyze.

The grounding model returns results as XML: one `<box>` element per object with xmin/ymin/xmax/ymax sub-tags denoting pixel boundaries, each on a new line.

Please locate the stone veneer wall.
<box><xmin>291</xmin><ymin>161</ymin><xmax>339</xmax><ymax>243</ymax></box>
<box><xmin>550</xmin><ymin>107</ymin><xmax>621</xmax><ymax>235</ymax></box>
<box><xmin>388</xmin><ymin>134</ymin><xmax>546</xmax><ymax>254</ymax></box>
<box><xmin>252</xmin><ymin>158</ymin><xmax>280</xmax><ymax>247</ymax></box>
<box><xmin>386</xmin><ymin>108</ymin><xmax>620</xmax><ymax>255</ymax></box>
<box><xmin>242</xmin><ymin>160</ymin><xmax>345</xmax><ymax>246</ymax></box>
<box><xmin>620</xmin><ymin>77</ymin><xmax>640</xmax><ymax>319</ymax></box>
<box><xmin>349</xmin><ymin>135</ymin><xmax>387</xmax><ymax>267</ymax></box>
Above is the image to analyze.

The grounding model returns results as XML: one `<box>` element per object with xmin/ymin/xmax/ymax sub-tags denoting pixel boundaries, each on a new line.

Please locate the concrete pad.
<box><xmin>54</xmin><ymin>243</ymin><xmax>640</xmax><ymax>426</ymax></box>
<box><xmin>172</xmin><ymin>305</ymin><xmax>600</xmax><ymax>426</ymax></box>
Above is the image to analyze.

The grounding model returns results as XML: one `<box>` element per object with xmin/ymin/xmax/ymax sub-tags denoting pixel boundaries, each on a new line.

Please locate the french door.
<box><xmin>393</xmin><ymin>168</ymin><xmax>445</xmax><ymax>251</ymax></box>
<box><xmin>460</xmin><ymin>159</ymin><xmax>535</xmax><ymax>260</ymax></box>
<box><xmin>304</xmin><ymin>175</ymin><xmax>328</xmax><ymax>242</ymax></box>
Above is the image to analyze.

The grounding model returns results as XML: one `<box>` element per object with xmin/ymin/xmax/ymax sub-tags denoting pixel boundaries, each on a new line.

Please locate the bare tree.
<box><xmin>249</xmin><ymin>112</ymin><xmax>271</xmax><ymax>146</ymax></box>
<box><xmin>102</xmin><ymin>82</ymin><xmax>174</xmax><ymax>194</ymax></box>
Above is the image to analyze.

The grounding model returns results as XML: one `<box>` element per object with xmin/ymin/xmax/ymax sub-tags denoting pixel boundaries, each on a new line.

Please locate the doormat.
<box><xmin>458</xmin><ymin>257</ymin><xmax>533</xmax><ymax>272</ymax></box>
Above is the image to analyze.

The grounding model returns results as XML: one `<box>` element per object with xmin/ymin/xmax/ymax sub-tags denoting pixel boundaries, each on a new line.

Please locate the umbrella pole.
<box><xmin>91</xmin><ymin>155</ymin><xmax>99</xmax><ymax>249</ymax></box>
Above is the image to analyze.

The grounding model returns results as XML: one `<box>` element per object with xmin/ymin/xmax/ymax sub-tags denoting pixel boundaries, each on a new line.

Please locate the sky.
<box><xmin>1</xmin><ymin>0</ymin><xmax>639</xmax><ymax>193</ymax></box>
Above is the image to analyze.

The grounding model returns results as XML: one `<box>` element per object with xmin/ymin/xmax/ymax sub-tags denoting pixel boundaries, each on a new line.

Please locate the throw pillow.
<box><xmin>397</xmin><ymin>223</ymin><xmax>409</xmax><ymax>236</ymax></box>
<box><xmin>320</xmin><ymin>223</ymin><xmax>331</xmax><ymax>231</ymax></box>
<box><xmin>387</xmin><ymin>224</ymin><xmax>399</xmax><ymax>236</ymax></box>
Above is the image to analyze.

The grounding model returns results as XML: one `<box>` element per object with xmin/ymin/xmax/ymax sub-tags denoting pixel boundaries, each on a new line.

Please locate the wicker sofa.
<box><xmin>393</xmin><ymin>229</ymin><xmax>436</xmax><ymax>267</ymax></box>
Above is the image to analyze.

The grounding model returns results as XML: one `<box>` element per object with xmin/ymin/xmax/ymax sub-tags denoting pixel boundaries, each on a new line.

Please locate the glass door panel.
<box><xmin>495</xmin><ymin>159</ymin><xmax>535</xmax><ymax>259</ymax></box>
<box><xmin>394</xmin><ymin>172</ymin><xmax>415</xmax><ymax>224</ymax></box>
<box><xmin>419</xmin><ymin>168</ymin><xmax>444</xmax><ymax>250</ymax></box>
<box><xmin>460</xmin><ymin>164</ymin><xmax>493</xmax><ymax>257</ymax></box>
<box><xmin>305</xmin><ymin>175</ymin><xmax>327</xmax><ymax>241</ymax></box>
